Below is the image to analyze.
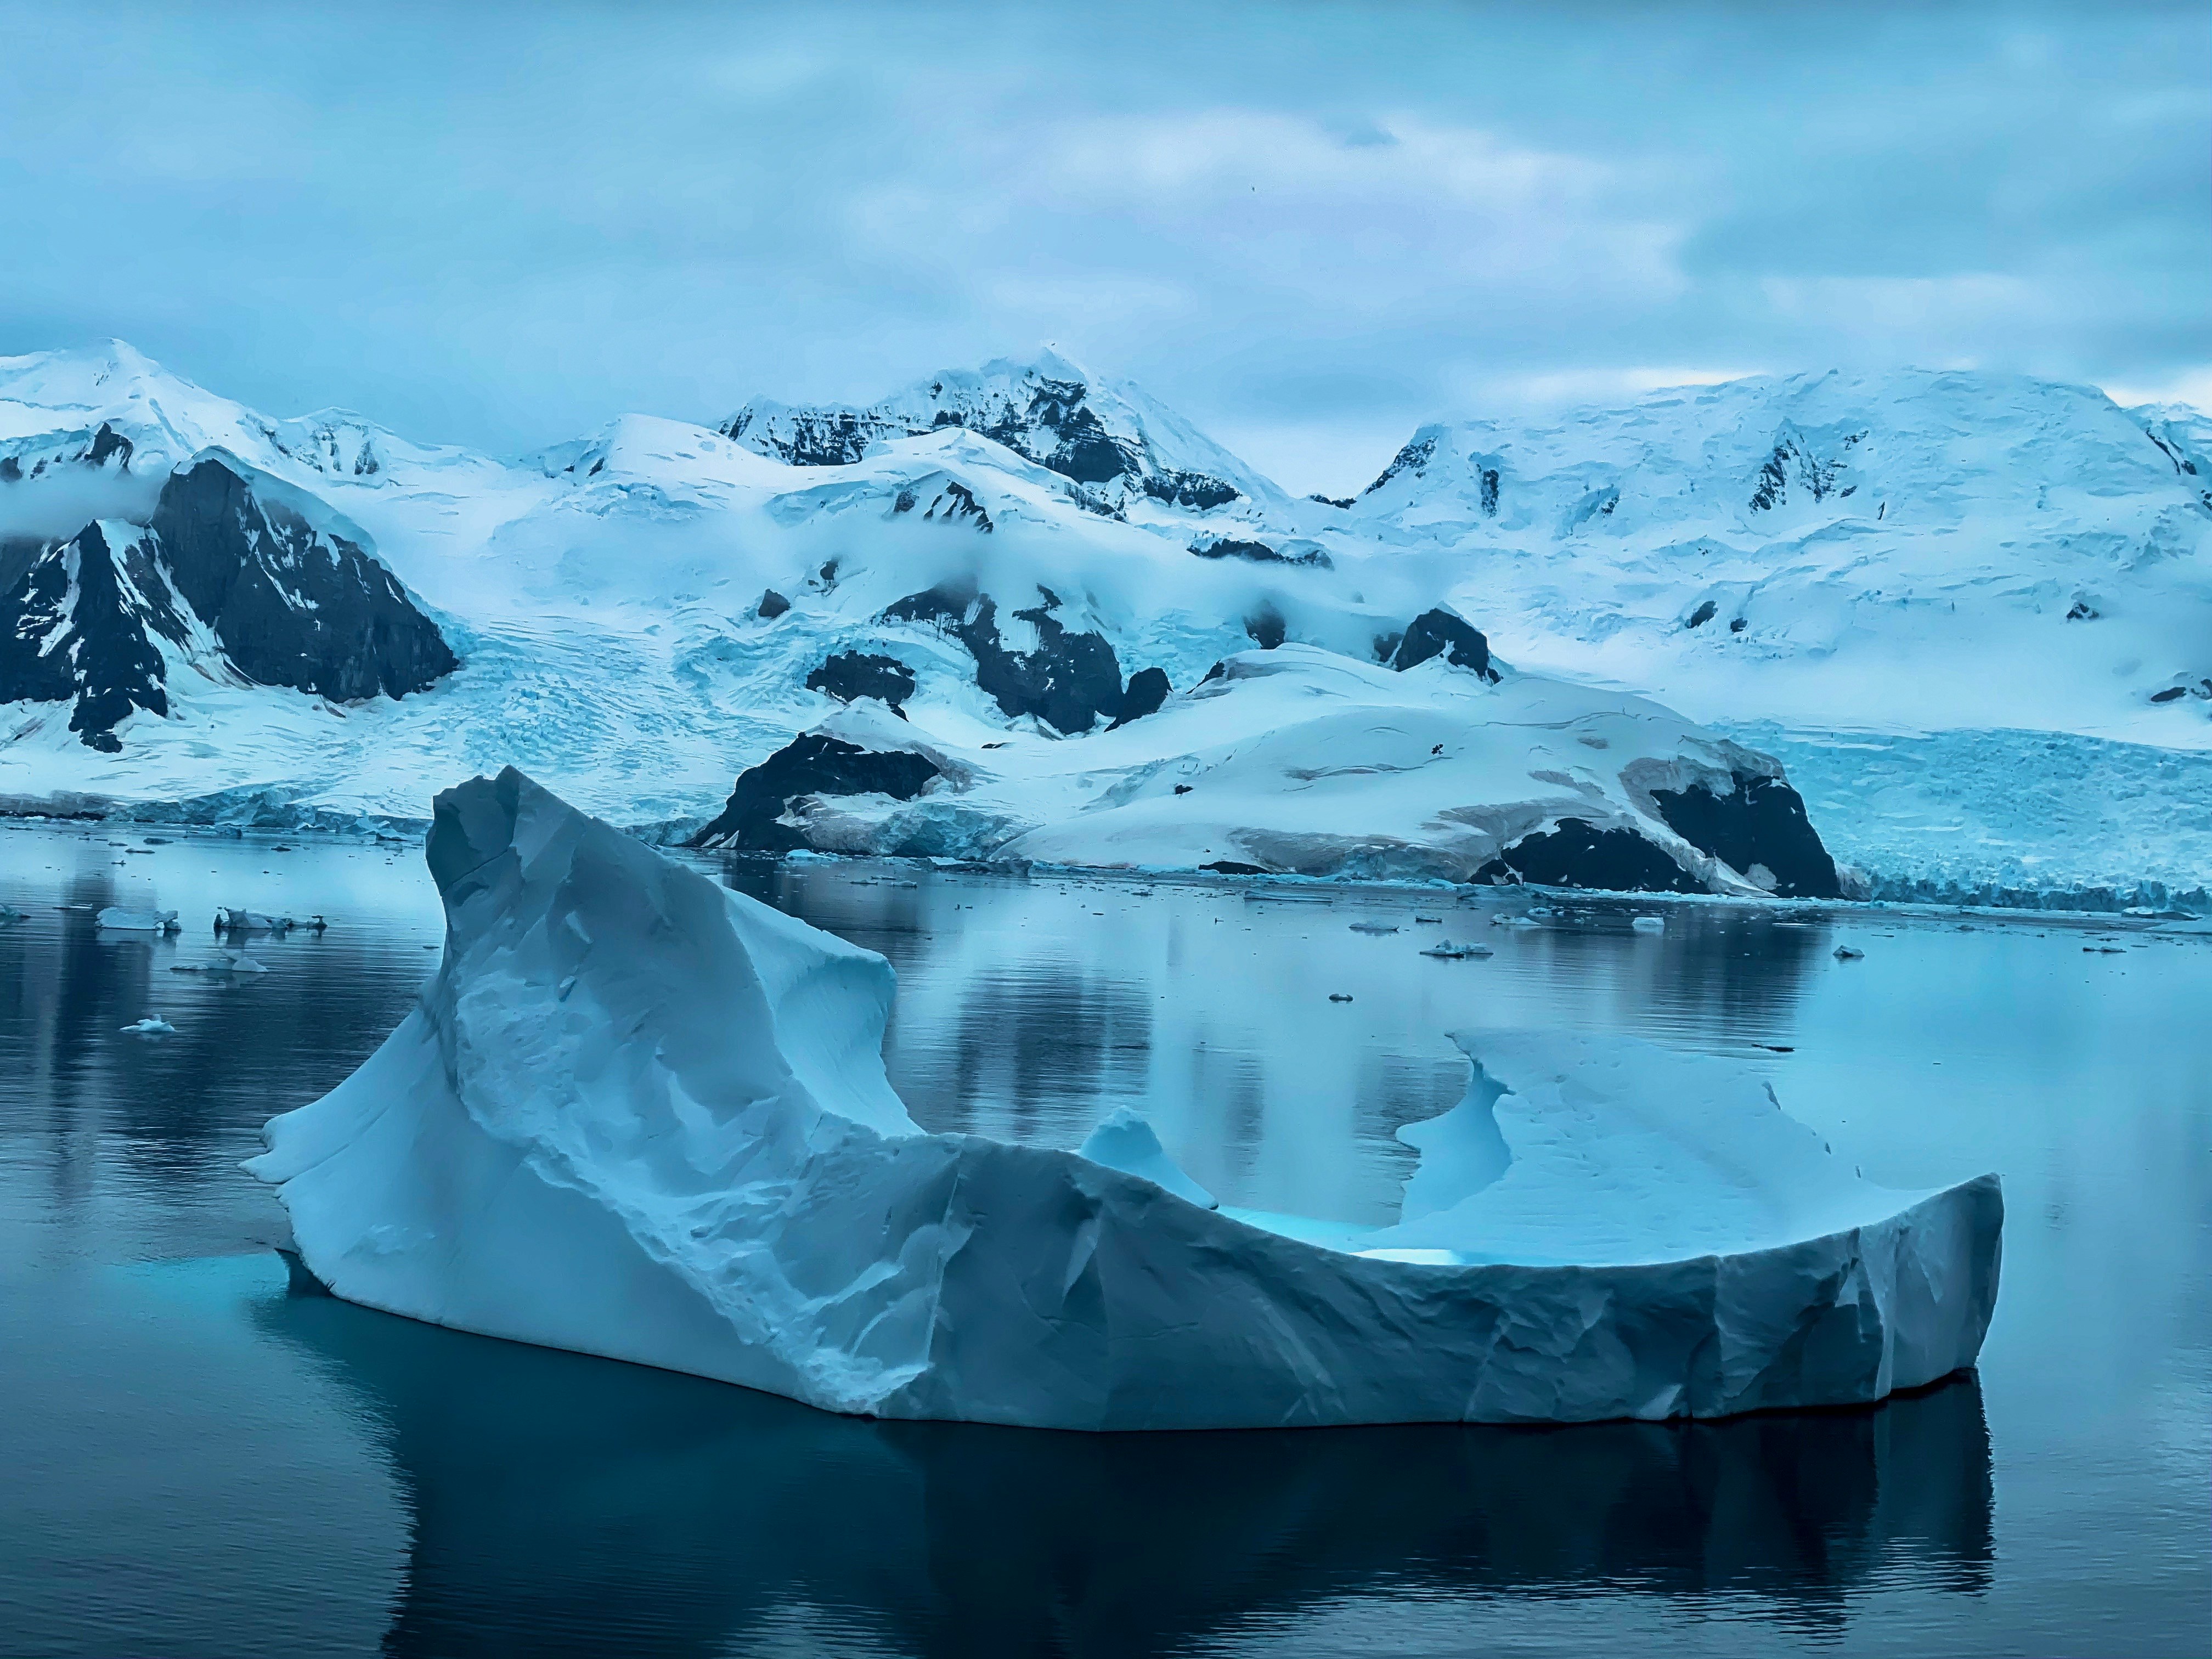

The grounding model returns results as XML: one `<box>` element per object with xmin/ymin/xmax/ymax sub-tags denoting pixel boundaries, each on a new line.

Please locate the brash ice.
<box><xmin>248</xmin><ymin>770</ymin><xmax>2002</xmax><ymax>1430</ymax></box>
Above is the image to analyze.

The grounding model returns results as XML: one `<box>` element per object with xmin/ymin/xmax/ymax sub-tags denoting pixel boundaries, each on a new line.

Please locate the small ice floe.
<box><xmin>0</xmin><ymin>904</ymin><xmax>27</xmax><ymax>923</ymax></box>
<box><xmin>1631</xmin><ymin>915</ymin><xmax>1667</xmax><ymax>933</ymax></box>
<box><xmin>171</xmin><ymin>950</ymin><xmax>268</xmax><ymax>975</ymax></box>
<box><xmin>1420</xmin><ymin>939</ymin><xmax>1493</xmax><ymax>959</ymax></box>
<box><xmin>1491</xmin><ymin>913</ymin><xmax>1542</xmax><ymax>929</ymax></box>
<box><xmin>1414</xmin><ymin>915</ymin><xmax>1443</xmax><ymax>924</ymax></box>
<box><xmin>1833</xmin><ymin>944</ymin><xmax>1865</xmax><ymax>960</ymax></box>
<box><xmin>2083</xmin><ymin>945</ymin><xmax>2125</xmax><ymax>954</ymax></box>
<box><xmin>119</xmin><ymin>1017</ymin><xmax>176</xmax><ymax>1036</ymax></box>
<box><xmin>1328</xmin><ymin>992</ymin><xmax>1355</xmax><ymax>1002</ymax></box>
<box><xmin>1348</xmin><ymin>921</ymin><xmax>1399</xmax><ymax>935</ymax></box>
<box><xmin>97</xmin><ymin>907</ymin><xmax>181</xmax><ymax>933</ymax></box>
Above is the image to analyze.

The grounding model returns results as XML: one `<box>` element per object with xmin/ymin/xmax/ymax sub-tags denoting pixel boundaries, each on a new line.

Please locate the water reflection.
<box><xmin>708</xmin><ymin>860</ymin><xmax>1837</xmax><ymax>1221</ymax></box>
<box><xmin>261</xmin><ymin>1277</ymin><xmax>1992</xmax><ymax>1659</ymax></box>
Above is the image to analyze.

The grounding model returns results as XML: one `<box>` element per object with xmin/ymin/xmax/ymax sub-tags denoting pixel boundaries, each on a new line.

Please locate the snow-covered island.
<box><xmin>5</xmin><ymin>342</ymin><xmax>2208</xmax><ymax>906</ymax></box>
<box><xmin>249</xmin><ymin>770</ymin><xmax>2002</xmax><ymax>1430</ymax></box>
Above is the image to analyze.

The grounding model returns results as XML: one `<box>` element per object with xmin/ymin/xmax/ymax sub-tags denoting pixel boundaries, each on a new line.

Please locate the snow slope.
<box><xmin>704</xmin><ymin>646</ymin><xmax>1844</xmax><ymax>895</ymax></box>
<box><xmin>1354</xmin><ymin>369</ymin><xmax>2212</xmax><ymax>746</ymax></box>
<box><xmin>249</xmin><ymin>770</ymin><xmax>2001</xmax><ymax>1429</ymax></box>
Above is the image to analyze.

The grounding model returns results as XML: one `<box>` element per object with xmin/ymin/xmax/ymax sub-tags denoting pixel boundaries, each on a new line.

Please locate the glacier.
<box><xmin>248</xmin><ymin>770</ymin><xmax>2001</xmax><ymax>1430</ymax></box>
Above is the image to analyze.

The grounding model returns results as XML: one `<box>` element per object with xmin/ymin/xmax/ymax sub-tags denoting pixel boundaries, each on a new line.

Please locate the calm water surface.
<box><xmin>1</xmin><ymin>822</ymin><xmax>2206</xmax><ymax>1657</ymax></box>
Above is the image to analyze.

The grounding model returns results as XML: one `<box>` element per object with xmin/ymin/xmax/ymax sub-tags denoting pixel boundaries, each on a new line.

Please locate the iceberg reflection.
<box><xmin>259</xmin><ymin>1274</ymin><xmax>1993</xmax><ymax>1659</ymax></box>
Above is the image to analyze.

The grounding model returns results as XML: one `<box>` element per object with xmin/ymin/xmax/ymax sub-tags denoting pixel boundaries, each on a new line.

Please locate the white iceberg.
<box><xmin>248</xmin><ymin>770</ymin><xmax>2001</xmax><ymax>1431</ymax></box>
<box><xmin>97</xmin><ymin>906</ymin><xmax>179</xmax><ymax>933</ymax></box>
<box><xmin>120</xmin><ymin>1016</ymin><xmax>177</xmax><ymax>1035</ymax></box>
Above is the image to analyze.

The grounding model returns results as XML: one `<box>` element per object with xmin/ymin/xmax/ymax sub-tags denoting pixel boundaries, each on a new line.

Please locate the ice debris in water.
<box><xmin>97</xmin><ymin>907</ymin><xmax>179</xmax><ymax>933</ymax></box>
<box><xmin>249</xmin><ymin>769</ymin><xmax>2003</xmax><ymax>1432</ymax></box>
<box><xmin>1834</xmin><ymin>944</ymin><xmax>1865</xmax><ymax>960</ymax></box>
<box><xmin>119</xmin><ymin>1017</ymin><xmax>176</xmax><ymax>1036</ymax></box>
<box><xmin>1632</xmin><ymin>915</ymin><xmax>1667</xmax><ymax>933</ymax></box>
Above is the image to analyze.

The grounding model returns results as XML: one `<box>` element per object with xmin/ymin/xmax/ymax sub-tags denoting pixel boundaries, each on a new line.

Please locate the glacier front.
<box><xmin>248</xmin><ymin>769</ymin><xmax>2002</xmax><ymax>1430</ymax></box>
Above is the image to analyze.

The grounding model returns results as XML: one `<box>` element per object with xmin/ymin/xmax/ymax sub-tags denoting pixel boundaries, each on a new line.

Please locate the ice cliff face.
<box><xmin>249</xmin><ymin>771</ymin><xmax>2000</xmax><ymax>1430</ymax></box>
<box><xmin>0</xmin><ymin>450</ymin><xmax>455</xmax><ymax>749</ymax></box>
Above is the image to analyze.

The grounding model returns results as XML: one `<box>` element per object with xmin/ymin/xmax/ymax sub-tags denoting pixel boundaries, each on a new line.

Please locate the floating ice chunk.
<box><xmin>216</xmin><ymin>908</ymin><xmax>294</xmax><ymax>934</ymax></box>
<box><xmin>1420</xmin><ymin>938</ymin><xmax>1492</xmax><ymax>958</ymax></box>
<box><xmin>248</xmin><ymin>770</ymin><xmax>2001</xmax><ymax>1431</ymax></box>
<box><xmin>1349</xmin><ymin>921</ymin><xmax>1399</xmax><ymax>935</ymax></box>
<box><xmin>1077</xmin><ymin>1108</ymin><xmax>1218</xmax><ymax>1210</ymax></box>
<box><xmin>120</xmin><ymin>1017</ymin><xmax>177</xmax><ymax>1035</ymax></box>
<box><xmin>0</xmin><ymin>904</ymin><xmax>27</xmax><ymax>922</ymax></box>
<box><xmin>1834</xmin><ymin>944</ymin><xmax>1865</xmax><ymax>960</ymax></box>
<box><xmin>1631</xmin><ymin>915</ymin><xmax>1667</xmax><ymax>933</ymax></box>
<box><xmin>97</xmin><ymin>907</ymin><xmax>180</xmax><ymax>933</ymax></box>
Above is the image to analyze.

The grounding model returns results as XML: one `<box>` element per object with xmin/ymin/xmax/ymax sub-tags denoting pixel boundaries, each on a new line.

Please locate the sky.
<box><xmin>2</xmin><ymin>1</ymin><xmax>2206</xmax><ymax>495</ymax></box>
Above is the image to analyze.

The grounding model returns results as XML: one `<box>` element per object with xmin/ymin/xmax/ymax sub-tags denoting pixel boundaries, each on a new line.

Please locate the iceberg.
<box><xmin>248</xmin><ymin>769</ymin><xmax>2001</xmax><ymax>1430</ymax></box>
<box><xmin>96</xmin><ymin>906</ymin><xmax>179</xmax><ymax>932</ymax></box>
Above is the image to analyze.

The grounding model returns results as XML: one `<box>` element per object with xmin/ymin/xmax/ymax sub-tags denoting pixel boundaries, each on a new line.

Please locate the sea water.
<box><xmin>1</xmin><ymin>821</ymin><xmax>2205</xmax><ymax>1657</ymax></box>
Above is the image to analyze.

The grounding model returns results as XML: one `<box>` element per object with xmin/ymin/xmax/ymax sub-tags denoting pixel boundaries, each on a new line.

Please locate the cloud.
<box><xmin>0</xmin><ymin>0</ymin><xmax>2204</xmax><ymax>492</ymax></box>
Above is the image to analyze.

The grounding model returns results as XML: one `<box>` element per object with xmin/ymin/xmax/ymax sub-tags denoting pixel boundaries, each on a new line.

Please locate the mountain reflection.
<box><xmin>259</xmin><ymin>1279</ymin><xmax>1993</xmax><ymax>1659</ymax></box>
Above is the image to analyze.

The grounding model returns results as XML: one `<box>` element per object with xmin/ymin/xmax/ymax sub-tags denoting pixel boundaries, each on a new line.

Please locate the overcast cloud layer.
<box><xmin>3</xmin><ymin>0</ymin><xmax>2205</xmax><ymax>493</ymax></box>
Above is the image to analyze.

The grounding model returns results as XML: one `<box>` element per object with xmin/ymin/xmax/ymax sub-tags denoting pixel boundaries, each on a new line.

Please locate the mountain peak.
<box><xmin>720</xmin><ymin>351</ymin><xmax>1283</xmax><ymax>511</ymax></box>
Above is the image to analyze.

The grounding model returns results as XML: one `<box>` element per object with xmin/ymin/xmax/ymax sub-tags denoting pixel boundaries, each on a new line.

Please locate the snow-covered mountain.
<box><xmin>722</xmin><ymin>349</ymin><xmax>1288</xmax><ymax>517</ymax></box>
<box><xmin>1352</xmin><ymin>369</ymin><xmax>2212</xmax><ymax>744</ymax></box>
<box><xmin>1</xmin><ymin>451</ymin><xmax>454</xmax><ymax>750</ymax></box>
<box><xmin>2</xmin><ymin>341</ymin><xmax>2207</xmax><ymax>904</ymax></box>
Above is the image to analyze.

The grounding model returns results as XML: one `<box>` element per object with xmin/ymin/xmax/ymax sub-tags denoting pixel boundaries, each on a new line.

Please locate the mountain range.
<box><xmin>3</xmin><ymin>340</ymin><xmax>2207</xmax><ymax>904</ymax></box>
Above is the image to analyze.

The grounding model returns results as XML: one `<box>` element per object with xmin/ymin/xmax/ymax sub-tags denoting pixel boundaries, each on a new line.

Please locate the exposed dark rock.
<box><xmin>1684</xmin><ymin>600</ymin><xmax>1719</xmax><ymax>629</ymax></box>
<box><xmin>720</xmin><ymin>407</ymin><xmax>891</xmax><ymax>467</ymax></box>
<box><xmin>1729</xmin><ymin>617</ymin><xmax>1747</xmax><ymax>634</ymax></box>
<box><xmin>151</xmin><ymin>456</ymin><xmax>456</xmax><ymax>701</ymax></box>
<box><xmin>1475</xmin><ymin>821</ymin><xmax>1703</xmax><ymax>894</ymax></box>
<box><xmin>881</xmin><ymin>582</ymin><xmax>1124</xmax><ymax>733</ymax></box>
<box><xmin>1244</xmin><ymin>607</ymin><xmax>1286</xmax><ymax>651</ymax></box>
<box><xmin>892</xmin><ymin>478</ymin><xmax>994</xmax><ymax>532</ymax></box>
<box><xmin>2150</xmin><ymin>686</ymin><xmax>2188</xmax><ymax>703</ymax></box>
<box><xmin>1479</xmin><ymin>467</ymin><xmax>1500</xmax><ymax>516</ymax></box>
<box><xmin>757</xmin><ymin>588</ymin><xmax>791</xmax><ymax>619</ymax></box>
<box><xmin>1</xmin><ymin>456</ymin><xmax>457</xmax><ymax>750</ymax></box>
<box><xmin>2066</xmin><ymin>599</ymin><xmax>2098</xmax><ymax>621</ymax></box>
<box><xmin>1189</xmin><ymin>537</ymin><xmax>1330</xmax><ymax>569</ymax></box>
<box><xmin>1372</xmin><ymin>631</ymin><xmax>1404</xmax><ymax>663</ymax></box>
<box><xmin>1751</xmin><ymin>429</ymin><xmax>1864</xmax><ymax>512</ymax></box>
<box><xmin>1202</xmin><ymin>860</ymin><xmax>1268</xmax><ymax>875</ymax></box>
<box><xmin>84</xmin><ymin>422</ymin><xmax>134</xmax><ymax>469</ymax></box>
<box><xmin>1307</xmin><ymin>494</ymin><xmax>1354</xmax><ymax>509</ymax></box>
<box><xmin>1199</xmin><ymin>661</ymin><xmax>1226</xmax><ymax>685</ymax></box>
<box><xmin>0</xmin><ymin>523</ymin><xmax>183</xmax><ymax>748</ymax></box>
<box><xmin>0</xmin><ymin>456</ymin><xmax>20</xmax><ymax>483</ymax></box>
<box><xmin>689</xmin><ymin>733</ymin><xmax>940</xmax><ymax>851</ymax></box>
<box><xmin>1650</xmin><ymin>773</ymin><xmax>1843</xmax><ymax>898</ymax></box>
<box><xmin>1108</xmin><ymin>665</ymin><xmax>1171</xmax><ymax>730</ymax></box>
<box><xmin>805</xmin><ymin>651</ymin><xmax>915</xmax><ymax>710</ymax></box>
<box><xmin>1391</xmin><ymin>608</ymin><xmax>1499</xmax><ymax>681</ymax></box>
<box><xmin>1143</xmin><ymin>471</ymin><xmax>1240</xmax><ymax>510</ymax></box>
<box><xmin>1363</xmin><ymin>433</ymin><xmax>1436</xmax><ymax>495</ymax></box>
